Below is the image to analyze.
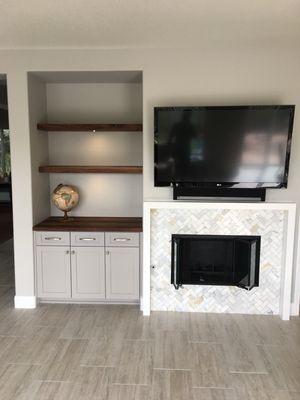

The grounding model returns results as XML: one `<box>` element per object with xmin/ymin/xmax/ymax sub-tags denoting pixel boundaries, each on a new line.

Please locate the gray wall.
<box><xmin>46</xmin><ymin>83</ymin><xmax>143</xmax><ymax>217</ymax></box>
<box><xmin>1</xmin><ymin>46</ymin><xmax>299</xmax><ymax>310</ymax></box>
<box><xmin>28</xmin><ymin>74</ymin><xmax>50</xmax><ymax>224</ymax></box>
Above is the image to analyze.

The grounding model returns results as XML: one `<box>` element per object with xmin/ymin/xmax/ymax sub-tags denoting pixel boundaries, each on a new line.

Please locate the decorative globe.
<box><xmin>52</xmin><ymin>184</ymin><xmax>79</xmax><ymax>219</ymax></box>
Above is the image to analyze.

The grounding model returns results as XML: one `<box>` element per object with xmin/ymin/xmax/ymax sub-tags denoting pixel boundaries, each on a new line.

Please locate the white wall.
<box><xmin>6</xmin><ymin>71</ymin><xmax>35</xmax><ymax>298</ymax></box>
<box><xmin>1</xmin><ymin>46</ymin><xmax>299</xmax><ymax>309</ymax></box>
<box><xmin>28</xmin><ymin>74</ymin><xmax>50</xmax><ymax>224</ymax></box>
<box><xmin>46</xmin><ymin>83</ymin><xmax>143</xmax><ymax>217</ymax></box>
<box><xmin>46</xmin><ymin>83</ymin><xmax>142</xmax><ymax>123</ymax></box>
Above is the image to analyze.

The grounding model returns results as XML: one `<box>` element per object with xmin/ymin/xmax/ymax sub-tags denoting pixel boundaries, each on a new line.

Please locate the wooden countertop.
<box><xmin>33</xmin><ymin>216</ymin><xmax>143</xmax><ymax>232</ymax></box>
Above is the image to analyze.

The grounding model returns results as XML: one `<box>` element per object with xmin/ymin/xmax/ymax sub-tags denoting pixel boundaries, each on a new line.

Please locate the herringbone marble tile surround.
<box><xmin>151</xmin><ymin>208</ymin><xmax>285</xmax><ymax>315</ymax></box>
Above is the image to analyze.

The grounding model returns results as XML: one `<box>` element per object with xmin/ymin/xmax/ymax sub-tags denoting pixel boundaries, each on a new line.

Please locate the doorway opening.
<box><xmin>0</xmin><ymin>75</ymin><xmax>14</xmax><ymax>302</ymax></box>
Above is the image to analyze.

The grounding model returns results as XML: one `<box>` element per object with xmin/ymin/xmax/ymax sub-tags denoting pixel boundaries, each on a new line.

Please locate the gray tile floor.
<box><xmin>0</xmin><ymin>240</ymin><xmax>299</xmax><ymax>399</ymax></box>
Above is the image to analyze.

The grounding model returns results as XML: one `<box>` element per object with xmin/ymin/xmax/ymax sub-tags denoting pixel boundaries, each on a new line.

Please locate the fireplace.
<box><xmin>171</xmin><ymin>234</ymin><xmax>260</xmax><ymax>291</ymax></box>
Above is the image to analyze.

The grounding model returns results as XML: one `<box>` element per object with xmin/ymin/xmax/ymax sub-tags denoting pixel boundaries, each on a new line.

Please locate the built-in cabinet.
<box><xmin>34</xmin><ymin>230</ymin><xmax>140</xmax><ymax>303</ymax></box>
<box><xmin>105</xmin><ymin>247</ymin><xmax>139</xmax><ymax>300</ymax></box>
<box><xmin>36</xmin><ymin>245</ymin><xmax>71</xmax><ymax>299</ymax></box>
<box><xmin>71</xmin><ymin>246</ymin><xmax>106</xmax><ymax>300</ymax></box>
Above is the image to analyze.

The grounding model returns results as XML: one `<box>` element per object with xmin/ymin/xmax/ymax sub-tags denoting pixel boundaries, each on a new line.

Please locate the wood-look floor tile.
<box><xmin>107</xmin><ymin>385</ymin><xmax>150</xmax><ymax>400</ymax></box>
<box><xmin>153</xmin><ymin>331</ymin><xmax>192</xmax><ymax>370</ymax></box>
<box><xmin>62</xmin><ymin>365</ymin><xmax>114</xmax><ymax>399</ymax></box>
<box><xmin>191</xmin><ymin>342</ymin><xmax>232</xmax><ymax>388</ymax></box>
<box><xmin>233</xmin><ymin>387</ymin><xmax>300</xmax><ymax>400</ymax></box>
<box><xmin>0</xmin><ymin>364</ymin><xmax>40</xmax><ymax>400</ymax></box>
<box><xmin>258</xmin><ymin>345</ymin><xmax>300</xmax><ymax>392</ymax></box>
<box><xmin>207</xmin><ymin>314</ymin><xmax>245</xmax><ymax>344</ymax></box>
<box><xmin>273</xmin><ymin>392</ymin><xmax>300</xmax><ymax>400</ymax></box>
<box><xmin>150</xmin><ymin>369</ymin><xmax>193</xmax><ymax>400</ymax></box>
<box><xmin>0</xmin><ymin>335</ymin><xmax>15</xmax><ymax>360</ymax></box>
<box><xmin>231</xmin><ymin>371</ymin><xmax>284</xmax><ymax>392</ymax></box>
<box><xmin>60</xmin><ymin>308</ymin><xmax>103</xmax><ymax>339</ymax></box>
<box><xmin>29</xmin><ymin>304</ymin><xmax>73</xmax><ymax>328</ymax></box>
<box><xmin>150</xmin><ymin>311</ymin><xmax>190</xmax><ymax>334</ymax></box>
<box><xmin>236</xmin><ymin>315</ymin><xmax>290</xmax><ymax>346</ymax></box>
<box><xmin>280</xmin><ymin>318</ymin><xmax>300</xmax><ymax>354</ymax></box>
<box><xmin>1</xmin><ymin>326</ymin><xmax>60</xmax><ymax>364</ymax></box>
<box><xmin>192</xmin><ymin>388</ymin><xmax>237</xmax><ymax>400</ymax></box>
<box><xmin>223</xmin><ymin>339</ymin><xmax>268</xmax><ymax>373</ymax></box>
<box><xmin>81</xmin><ymin>333</ymin><xmax>123</xmax><ymax>367</ymax></box>
<box><xmin>188</xmin><ymin>313</ymin><xmax>219</xmax><ymax>343</ymax></box>
<box><xmin>19</xmin><ymin>380</ymin><xmax>71</xmax><ymax>400</ymax></box>
<box><xmin>112</xmin><ymin>340</ymin><xmax>153</xmax><ymax>385</ymax></box>
<box><xmin>0</xmin><ymin>309</ymin><xmax>36</xmax><ymax>336</ymax></box>
<box><xmin>39</xmin><ymin>338</ymin><xmax>88</xmax><ymax>381</ymax></box>
<box><xmin>94</xmin><ymin>304</ymin><xmax>139</xmax><ymax>336</ymax></box>
<box><xmin>0</xmin><ymin>239</ymin><xmax>299</xmax><ymax>400</ymax></box>
<box><xmin>125</xmin><ymin>313</ymin><xmax>153</xmax><ymax>340</ymax></box>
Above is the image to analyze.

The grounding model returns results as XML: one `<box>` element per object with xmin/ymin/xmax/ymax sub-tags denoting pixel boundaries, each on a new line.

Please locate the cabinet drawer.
<box><xmin>105</xmin><ymin>232</ymin><xmax>139</xmax><ymax>247</ymax></box>
<box><xmin>71</xmin><ymin>232</ymin><xmax>104</xmax><ymax>247</ymax></box>
<box><xmin>35</xmin><ymin>231</ymin><xmax>70</xmax><ymax>246</ymax></box>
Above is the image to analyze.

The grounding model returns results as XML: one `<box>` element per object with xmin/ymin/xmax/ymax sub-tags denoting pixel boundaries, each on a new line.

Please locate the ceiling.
<box><xmin>0</xmin><ymin>0</ymin><xmax>299</xmax><ymax>49</ymax></box>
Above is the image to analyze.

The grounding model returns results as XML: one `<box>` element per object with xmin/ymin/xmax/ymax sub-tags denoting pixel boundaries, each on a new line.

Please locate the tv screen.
<box><xmin>154</xmin><ymin>106</ymin><xmax>294</xmax><ymax>188</ymax></box>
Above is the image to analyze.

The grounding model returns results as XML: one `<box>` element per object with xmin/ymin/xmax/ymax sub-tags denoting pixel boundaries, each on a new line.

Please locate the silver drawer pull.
<box><xmin>79</xmin><ymin>237</ymin><xmax>96</xmax><ymax>241</ymax></box>
<box><xmin>44</xmin><ymin>237</ymin><xmax>61</xmax><ymax>241</ymax></box>
<box><xmin>113</xmin><ymin>238</ymin><xmax>131</xmax><ymax>242</ymax></box>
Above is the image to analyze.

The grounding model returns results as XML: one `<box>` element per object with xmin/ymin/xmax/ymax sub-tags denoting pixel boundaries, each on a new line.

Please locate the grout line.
<box><xmin>110</xmin><ymin>383</ymin><xmax>149</xmax><ymax>387</ymax></box>
<box><xmin>33</xmin><ymin>379</ymin><xmax>73</xmax><ymax>383</ymax></box>
<box><xmin>188</xmin><ymin>340</ymin><xmax>222</xmax><ymax>344</ymax></box>
<box><xmin>192</xmin><ymin>386</ymin><xmax>235</xmax><ymax>390</ymax></box>
<box><xmin>6</xmin><ymin>362</ymin><xmax>44</xmax><ymax>366</ymax></box>
<box><xmin>229</xmin><ymin>370</ymin><xmax>269</xmax><ymax>375</ymax></box>
<box><xmin>80</xmin><ymin>363</ymin><xmax>116</xmax><ymax>368</ymax></box>
<box><xmin>152</xmin><ymin>367</ymin><xmax>192</xmax><ymax>371</ymax></box>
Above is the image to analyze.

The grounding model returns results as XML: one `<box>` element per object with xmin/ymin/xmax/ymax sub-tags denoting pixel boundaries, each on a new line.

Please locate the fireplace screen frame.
<box><xmin>171</xmin><ymin>234</ymin><xmax>261</xmax><ymax>291</ymax></box>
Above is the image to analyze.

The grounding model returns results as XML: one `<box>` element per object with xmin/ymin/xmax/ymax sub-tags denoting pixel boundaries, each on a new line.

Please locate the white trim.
<box><xmin>38</xmin><ymin>299</ymin><xmax>139</xmax><ymax>305</ymax></box>
<box><xmin>293</xmin><ymin>217</ymin><xmax>300</xmax><ymax>316</ymax></box>
<box><xmin>143</xmin><ymin>202</ymin><xmax>151</xmax><ymax>315</ymax></box>
<box><xmin>291</xmin><ymin>302</ymin><xmax>299</xmax><ymax>316</ymax></box>
<box><xmin>14</xmin><ymin>295</ymin><xmax>37</xmax><ymax>309</ymax></box>
<box><xmin>143</xmin><ymin>201</ymin><xmax>297</xmax><ymax>320</ymax></box>
<box><xmin>144</xmin><ymin>200</ymin><xmax>296</xmax><ymax>211</ymax></box>
<box><xmin>280</xmin><ymin>207</ymin><xmax>296</xmax><ymax>320</ymax></box>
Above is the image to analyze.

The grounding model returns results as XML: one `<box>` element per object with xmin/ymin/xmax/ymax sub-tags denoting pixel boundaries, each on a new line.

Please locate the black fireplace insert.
<box><xmin>171</xmin><ymin>234</ymin><xmax>260</xmax><ymax>291</ymax></box>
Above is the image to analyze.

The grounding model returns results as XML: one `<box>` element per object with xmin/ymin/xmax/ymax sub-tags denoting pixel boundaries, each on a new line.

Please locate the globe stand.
<box><xmin>62</xmin><ymin>210</ymin><xmax>75</xmax><ymax>222</ymax></box>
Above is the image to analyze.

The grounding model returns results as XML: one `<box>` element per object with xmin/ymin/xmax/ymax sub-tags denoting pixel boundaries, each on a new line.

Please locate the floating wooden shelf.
<box><xmin>37</xmin><ymin>123</ymin><xmax>143</xmax><ymax>132</ymax></box>
<box><xmin>39</xmin><ymin>165</ymin><xmax>143</xmax><ymax>174</ymax></box>
<box><xmin>33</xmin><ymin>216</ymin><xmax>143</xmax><ymax>232</ymax></box>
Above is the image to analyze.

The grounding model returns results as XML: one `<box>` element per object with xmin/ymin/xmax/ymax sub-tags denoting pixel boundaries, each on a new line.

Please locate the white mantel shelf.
<box><xmin>142</xmin><ymin>201</ymin><xmax>297</xmax><ymax>320</ymax></box>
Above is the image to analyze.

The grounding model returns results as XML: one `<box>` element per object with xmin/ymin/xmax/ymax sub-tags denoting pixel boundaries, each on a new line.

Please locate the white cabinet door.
<box><xmin>71</xmin><ymin>246</ymin><xmax>105</xmax><ymax>299</ymax></box>
<box><xmin>36</xmin><ymin>246</ymin><xmax>71</xmax><ymax>299</ymax></box>
<box><xmin>105</xmin><ymin>247</ymin><xmax>139</xmax><ymax>300</ymax></box>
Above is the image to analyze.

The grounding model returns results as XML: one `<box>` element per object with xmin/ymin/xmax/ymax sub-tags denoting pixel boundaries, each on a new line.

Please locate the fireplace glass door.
<box><xmin>171</xmin><ymin>234</ymin><xmax>260</xmax><ymax>290</ymax></box>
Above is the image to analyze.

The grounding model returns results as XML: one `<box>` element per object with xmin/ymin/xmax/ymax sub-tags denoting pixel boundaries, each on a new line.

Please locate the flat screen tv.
<box><xmin>154</xmin><ymin>106</ymin><xmax>295</xmax><ymax>189</ymax></box>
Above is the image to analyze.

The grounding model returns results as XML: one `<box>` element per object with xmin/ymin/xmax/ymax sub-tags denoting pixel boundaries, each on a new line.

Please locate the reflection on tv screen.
<box><xmin>154</xmin><ymin>106</ymin><xmax>294</xmax><ymax>188</ymax></box>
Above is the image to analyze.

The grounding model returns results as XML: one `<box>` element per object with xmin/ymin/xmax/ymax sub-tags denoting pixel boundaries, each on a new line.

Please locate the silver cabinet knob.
<box><xmin>71</xmin><ymin>250</ymin><xmax>75</xmax><ymax>255</ymax></box>
<box><xmin>66</xmin><ymin>250</ymin><xmax>70</xmax><ymax>254</ymax></box>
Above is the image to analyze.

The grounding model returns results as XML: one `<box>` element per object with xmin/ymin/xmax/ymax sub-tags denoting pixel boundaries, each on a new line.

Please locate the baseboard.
<box><xmin>14</xmin><ymin>296</ymin><xmax>37</xmax><ymax>309</ymax></box>
<box><xmin>291</xmin><ymin>302</ymin><xmax>299</xmax><ymax>316</ymax></box>
<box><xmin>38</xmin><ymin>299</ymin><xmax>139</xmax><ymax>305</ymax></box>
